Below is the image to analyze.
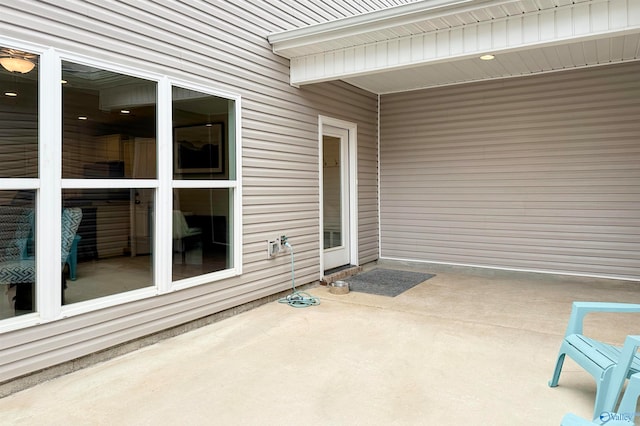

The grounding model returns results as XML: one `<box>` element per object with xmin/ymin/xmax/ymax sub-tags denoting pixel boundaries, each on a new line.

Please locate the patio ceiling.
<box><xmin>268</xmin><ymin>0</ymin><xmax>640</xmax><ymax>94</ymax></box>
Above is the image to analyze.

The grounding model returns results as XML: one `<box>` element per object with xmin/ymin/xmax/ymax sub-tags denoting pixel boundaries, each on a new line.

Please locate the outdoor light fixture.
<box><xmin>480</xmin><ymin>54</ymin><xmax>495</xmax><ymax>61</ymax></box>
<box><xmin>0</xmin><ymin>57</ymin><xmax>35</xmax><ymax>73</ymax></box>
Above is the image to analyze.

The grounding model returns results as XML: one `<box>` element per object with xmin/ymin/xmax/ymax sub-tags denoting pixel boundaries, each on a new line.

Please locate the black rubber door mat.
<box><xmin>344</xmin><ymin>269</ymin><xmax>435</xmax><ymax>297</ymax></box>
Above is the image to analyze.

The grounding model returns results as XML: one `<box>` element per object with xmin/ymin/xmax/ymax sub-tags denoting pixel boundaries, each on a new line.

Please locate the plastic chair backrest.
<box><xmin>61</xmin><ymin>208</ymin><xmax>83</xmax><ymax>265</ymax></box>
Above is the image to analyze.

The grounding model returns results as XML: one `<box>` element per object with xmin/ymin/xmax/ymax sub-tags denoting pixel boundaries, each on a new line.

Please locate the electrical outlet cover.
<box><xmin>267</xmin><ymin>240</ymin><xmax>280</xmax><ymax>258</ymax></box>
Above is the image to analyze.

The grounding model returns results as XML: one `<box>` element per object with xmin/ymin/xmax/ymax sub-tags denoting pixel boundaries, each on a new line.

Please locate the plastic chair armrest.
<box><xmin>566</xmin><ymin>302</ymin><xmax>640</xmax><ymax>336</ymax></box>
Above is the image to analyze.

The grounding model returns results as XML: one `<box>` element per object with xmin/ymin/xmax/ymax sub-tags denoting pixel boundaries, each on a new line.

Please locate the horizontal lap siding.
<box><xmin>301</xmin><ymin>83</ymin><xmax>380</xmax><ymax>264</ymax></box>
<box><xmin>380</xmin><ymin>62</ymin><xmax>640</xmax><ymax>280</ymax></box>
<box><xmin>0</xmin><ymin>0</ymin><xmax>381</xmax><ymax>382</ymax></box>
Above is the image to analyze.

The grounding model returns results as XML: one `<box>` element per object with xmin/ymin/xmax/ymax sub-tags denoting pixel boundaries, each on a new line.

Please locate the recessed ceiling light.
<box><xmin>480</xmin><ymin>54</ymin><xmax>495</xmax><ymax>61</ymax></box>
<box><xmin>4</xmin><ymin>91</ymin><xmax>18</xmax><ymax>97</ymax></box>
<box><xmin>120</xmin><ymin>109</ymin><xmax>130</xmax><ymax>114</ymax></box>
<box><xmin>78</xmin><ymin>116</ymin><xmax>88</xmax><ymax>120</ymax></box>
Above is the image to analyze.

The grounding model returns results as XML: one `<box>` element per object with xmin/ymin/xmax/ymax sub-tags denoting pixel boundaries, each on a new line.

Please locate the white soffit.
<box><xmin>268</xmin><ymin>0</ymin><xmax>640</xmax><ymax>93</ymax></box>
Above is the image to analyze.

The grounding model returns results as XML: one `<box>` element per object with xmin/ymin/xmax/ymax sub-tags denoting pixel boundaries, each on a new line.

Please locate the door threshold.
<box><xmin>322</xmin><ymin>264</ymin><xmax>362</xmax><ymax>285</ymax></box>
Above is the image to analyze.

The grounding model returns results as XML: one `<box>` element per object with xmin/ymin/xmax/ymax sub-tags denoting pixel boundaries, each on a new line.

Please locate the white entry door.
<box><xmin>322</xmin><ymin>124</ymin><xmax>352</xmax><ymax>270</ymax></box>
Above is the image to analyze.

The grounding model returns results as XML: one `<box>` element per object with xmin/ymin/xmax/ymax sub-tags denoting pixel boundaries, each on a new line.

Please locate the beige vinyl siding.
<box><xmin>380</xmin><ymin>61</ymin><xmax>640</xmax><ymax>280</ymax></box>
<box><xmin>302</xmin><ymin>82</ymin><xmax>380</xmax><ymax>264</ymax></box>
<box><xmin>0</xmin><ymin>1</ymin><xmax>379</xmax><ymax>383</ymax></box>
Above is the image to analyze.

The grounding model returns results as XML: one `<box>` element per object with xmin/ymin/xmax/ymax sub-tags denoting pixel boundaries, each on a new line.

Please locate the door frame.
<box><xmin>319</xmin><ymin>115</ymin><xmax>358</xmax><ymax>274</ymax></box>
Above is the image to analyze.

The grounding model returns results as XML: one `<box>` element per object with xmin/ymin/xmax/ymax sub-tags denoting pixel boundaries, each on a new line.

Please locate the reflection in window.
<box><xmin>0</xmin><ymin>46</ymin><xmax>39</xmax><ymax>318</ymax></box>
<box><xmin>172</xmin><ymin>87</ymin><xmax>233</xmax><ymax>181</ymax></box>
<box><xmin>0</xmin><ymin>47</ymin><xmax>38</xmax><ymax>178</ymax></box>
<box><xmin>0</xmin><ymin>190</ymin><xmax>36</xmax><ymax>318</ymax></box>
<box><xmin>323</xmin><ymin>135</ymin><xmax>342</xmax><ymax>249</ymax></box>
<box><xmin>0</xmin><ymin>53</ymin><xmax>239</xmax><ymax>322</ymax></box>
<box><xmin>61</xmin><ymin>61</ymin><xmax>157</xmax><ymax>304</ymax></box>
<box><xmin>62</xmin><ymin>61</ymin><xmax>157</xmax><ymax>179</ymax></box>
<box><xmin>173</xmin><ymin>188</ymin><xmax>232</xmax><ymax>281</ymax></box>
<box><xmin>62</xmin><ymin>189</ymin><xmax>153</xmax><ymax>304</ymax></box>
<box><xmin>172</xmin><ymin>86</ymin><xmax>235</xmax><ymax>282</ymax></box>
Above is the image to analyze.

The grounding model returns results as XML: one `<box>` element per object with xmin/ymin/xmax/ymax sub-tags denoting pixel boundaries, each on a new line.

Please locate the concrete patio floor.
<box><xmin>1</xmin><ymin>261</ymin><xmax>640</xmax><ymax>425</ymax></box>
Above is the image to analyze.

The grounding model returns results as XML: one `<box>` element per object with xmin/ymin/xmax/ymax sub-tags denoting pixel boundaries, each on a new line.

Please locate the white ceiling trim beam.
<box><xmin>268</xmin><ymin>0</ymin><xmax>507</xmax><ymax>53</ymax></box>
<box><xmin>277</xmin><ymin>0</ymin><xmax>640</xmax><ymax>87</ymax></box>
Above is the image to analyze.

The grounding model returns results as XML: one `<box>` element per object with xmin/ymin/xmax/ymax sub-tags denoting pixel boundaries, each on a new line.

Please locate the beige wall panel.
<box><xmin>380</xmin><ymin>61</ymin><xmax>640</xmax><ymax>280</ymax></box>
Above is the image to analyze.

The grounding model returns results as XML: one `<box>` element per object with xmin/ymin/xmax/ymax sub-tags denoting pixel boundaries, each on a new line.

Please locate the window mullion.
<box><xmin>37</xmin><ymin>48</ymin><xmax>62</xmax><ymax>321</ymax></box>
<box><xmin>156</xmin><ymin>77</ymin><xmax>172</xmax><ymax>294</ymax></box>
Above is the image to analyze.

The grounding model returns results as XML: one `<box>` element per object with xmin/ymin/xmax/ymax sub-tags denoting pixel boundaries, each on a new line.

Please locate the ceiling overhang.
<box><xmin>268</xmin><ymin>0</ymin><xmax>640</xmax><ymax>94</ymax></box>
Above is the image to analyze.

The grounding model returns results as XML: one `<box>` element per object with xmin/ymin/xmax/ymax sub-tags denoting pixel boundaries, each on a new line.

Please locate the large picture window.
<box><xmin>0</xmin><ymin>47</ymin><xmax>240</xmax><ymax>325</ymax></box>
<box><xmin>61</xmin><ymin>62</ymin><xmax>156</xmax><ymax>305</ymax></box>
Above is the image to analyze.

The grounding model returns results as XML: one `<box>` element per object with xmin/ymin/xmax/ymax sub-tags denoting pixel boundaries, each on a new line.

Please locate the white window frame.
<box><xmin>167</xmin><ymin>78</ymin><xmax>242</xmax><ymax>292</ymax></box>
<box><xmin>0</xmin><ymin>42</ymin><xmax>242</xmax><ymax>332</ymax></box>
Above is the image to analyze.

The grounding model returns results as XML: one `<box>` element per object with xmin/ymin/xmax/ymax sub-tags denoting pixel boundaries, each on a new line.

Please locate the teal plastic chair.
<box><xmin>0</xmin><ymin>206</ymin><xmax>35</xmax><ymax>285</ymax></box>
<box><xmin>0</xmin><ymin>208</ymin><xmax>82</xmax><ymax>310</ymax></box>
<box><xmin>66</xmin><ymin>234</ymin><xmax>81</xmax><ymax>280</ymax></box>
<box><xmin>549</xmin><ymin>303</ymin><xmax>640</xmax><ymax>419</ymax></box>
<box><xmin>561</xmin><ymin>340</ymin><xmax>640</xmax><ymax>425</ymax></box>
